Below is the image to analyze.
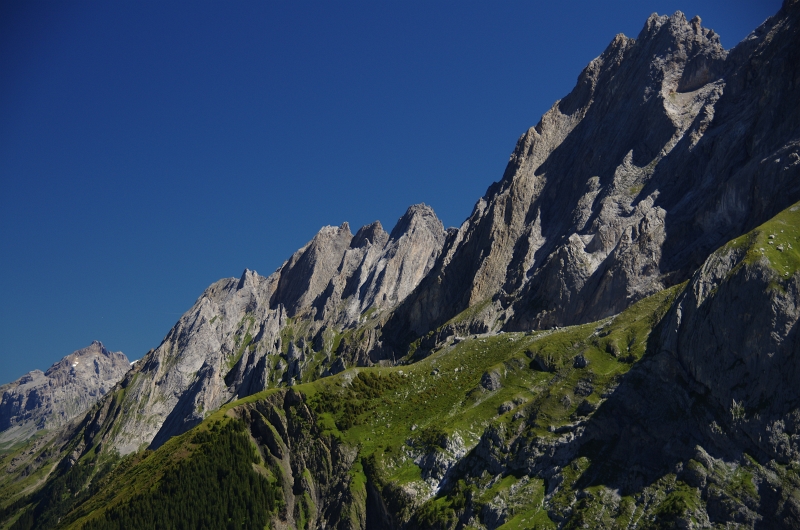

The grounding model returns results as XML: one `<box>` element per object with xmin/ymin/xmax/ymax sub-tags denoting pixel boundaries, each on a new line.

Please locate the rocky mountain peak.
<box><xmin>389</xmin><ymin>203</ymin><xmax>442</xmax><ymax>241</ymax></box>
<box><xmin>270</xmin><ymin>223</ymin><xmax>356</xmax><ymax>315</ymax></box>
<box><xmin>90</xmin><ymin>204</ymin><xmax>447</xmax><ymax>454</ymax></box>
<box><xmin>44</xmin><ymin>340</ymin><xmax>118</xmax><ymax>375</ymax></box>
<box><xmin>0</xmin><ymin>343</ymin><xmax>130</xmax><ymax>449</ymax></box>
<box><xmin>236</xmin><ymin>268</ymin><xmax>263</xmax><ymax>290</ymax></box>
<box><xmin>351</xmin><ymin>221</ymin><xmax>388</xmax><ymax>249</ymax></box>
<box><xmin>637</xmin><ymin>10</ymin><xmax>712</xmax><ymax>41</ymax></box>
<box><xmin>632</xmin><ymin>10</ymin><xmax>726</xmax><ymax>95</ymax></box>
<box><xmin>382</xmin><ymin>1</ymin><xmax>799</xmax><ymax>352</ymax></box>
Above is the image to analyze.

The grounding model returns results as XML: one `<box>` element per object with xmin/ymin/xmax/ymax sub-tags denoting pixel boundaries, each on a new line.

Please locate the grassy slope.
<box><xmin>719</xmin><ymin>202</ymin><xmax>800</xmax><ymax>270</ymax></box>
<box><xmin>307</xmin><ymin>282</ymin><xmax>678</xmax><ymax>484</ymax></box>
<box><xmin>48</xmin><ymin>284</ymin><xmax>681</xmax><ymax>529</ymax></box>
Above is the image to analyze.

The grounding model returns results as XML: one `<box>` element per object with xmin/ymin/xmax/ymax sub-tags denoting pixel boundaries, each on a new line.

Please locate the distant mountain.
<box><xmin>2</xmin><ymin>1</ymin><xmax>800</xmax><ymax>529</ymax></box>
<box><xmin>0</xmin><ymin>341</ymin><xmax>129</xmax><ymax>450</ymax></box>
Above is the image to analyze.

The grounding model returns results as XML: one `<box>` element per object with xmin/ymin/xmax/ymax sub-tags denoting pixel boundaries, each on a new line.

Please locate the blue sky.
<box><xmin>0</xmin><ymin>0</ymin><xmax>782</xmax><ymax>380</ymax></box>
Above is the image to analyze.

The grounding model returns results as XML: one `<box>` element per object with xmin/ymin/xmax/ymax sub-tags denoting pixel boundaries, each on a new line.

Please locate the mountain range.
<box><xmin>1</xmin><ymin>1</ymin><xmax>799</xmax><ymax>528</ymax></box>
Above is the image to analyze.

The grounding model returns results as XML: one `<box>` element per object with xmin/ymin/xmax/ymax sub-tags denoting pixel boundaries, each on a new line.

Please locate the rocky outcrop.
<box><xmin>91</xmin><ymin>204</ymin><xmax>445</xmax><ymax>454</ymax></box>
<box><xmin>452</xmin><ymin>202</ymin><xmax>800</xmax><ymax>528</ymax></box>
<box><xmin>556</xmin><ymin>202</ymin><xmax>800</xmax><ymax>527</ymax></box>
<box><xmin>0</xmin><ymin>341</ymin><xmax>129</xmax><ymax>448</ymax></box>
<box><xmin>658</xmin><ymin>203</ymin><xmax>800</xmax><ymax>467</ymax></box>
<box><xmin>237</xmin><ymin>390</ymin><xmax>366</xmax><ymax>529</ymax></box>
<box><xmin>383</xmin><ymin>1</ymin><xmax>800</xmax><ymax>350</ymax></box>
<box><xmin>277</xmin><ymin>203</ymin><xmax>447</xmax><ymax>327</ymax></box>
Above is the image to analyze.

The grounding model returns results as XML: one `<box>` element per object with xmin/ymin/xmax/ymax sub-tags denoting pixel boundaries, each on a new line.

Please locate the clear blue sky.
<box><xmin>0</xmin><ymin>0</ymin><xmax>782</xmax><ymax>380</ymax></box>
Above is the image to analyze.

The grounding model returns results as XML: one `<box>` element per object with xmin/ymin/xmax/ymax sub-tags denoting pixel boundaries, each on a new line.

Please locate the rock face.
<box><xmin>91</xmin><ymin>204</ymin><xmax>445</xmax><ymax>454</ymax></box>
<box><xmin>657</xmin><ymin>203</ymin><xmax>800</xmax><ymax>467</ymax></box>
<box><xmin>450</xmin><ymin>202</ymin><xmax>800</xmax><ymax>528</ymax></box>
<box><xmin>0</xmin><ymin>341</ymin><xmax>129</xmax><ymax>448</ymax></box>
<box><xmin>572</xmin><ymin>201</ymin><xmax>800</xmax><ymax>527</ymax></box>
<box><xmin>383</xmin><ymin>2</ymin><xmax>800</xmax><ymax>348</ymax></box>
<box><xmin>273</xmin><ymin>204</ymin><xmax>446</xmax><ymax>326</ymax></box>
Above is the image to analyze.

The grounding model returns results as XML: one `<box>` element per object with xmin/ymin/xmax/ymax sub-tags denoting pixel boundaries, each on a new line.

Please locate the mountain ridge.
<box><xmin>42</xmin><ymin>199</ymin><xmax>800</xmax><ymax>528</ymax></box>
<box><xmin>76</xmin><ymin>202</ymin><xmax>446</xmax><ymax>455</ymax></box>
<box><xmin>62</xmin><ymin>0</ymin><xmax>800</xmax><ymax>457</ymax></box>
<box><xmin>2</xmin><ymin>3</ymin><xmax>800</xmax><ymax>528</ymax></box>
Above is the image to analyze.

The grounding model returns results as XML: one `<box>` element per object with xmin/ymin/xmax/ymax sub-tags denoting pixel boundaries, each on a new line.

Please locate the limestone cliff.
<box><xmin>383</xmin><ymin>1</ymin><xmax>800</xmax><ymax>350</ymax></box>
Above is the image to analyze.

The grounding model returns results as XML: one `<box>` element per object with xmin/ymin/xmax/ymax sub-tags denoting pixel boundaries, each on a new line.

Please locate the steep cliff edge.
<box><xmin>0</xmin><ymin>342</ymin><xmax>129</xmax><ymax>450</ymax></box>
<box><xmin>383</xmin><ymin>0</ymin><xmax>800</xmax><ymax>350</ymax></box>
<box><xmin>660</xmin><ymin>202</ymin><xmax>800</xmax><ymax>467</ymax></box>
